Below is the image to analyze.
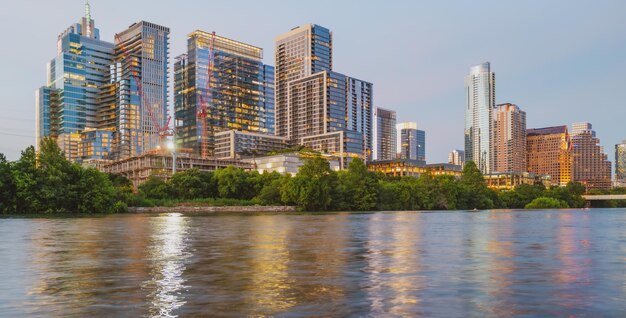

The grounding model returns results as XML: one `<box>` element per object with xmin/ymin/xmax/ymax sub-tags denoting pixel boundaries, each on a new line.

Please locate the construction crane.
<box><xmin>114</xmin><ymin>32</ymin><xmax>173</xmax><ymax>153</ymax></box>
<box><xmin>196</xmin><ymin>31</ymin><xmax>216</xmax><ymax>159</ymax></box>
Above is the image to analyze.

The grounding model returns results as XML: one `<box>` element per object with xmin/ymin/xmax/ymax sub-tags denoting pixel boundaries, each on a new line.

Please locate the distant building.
<box><xmin>174</xmin><ymin>31</ymin><xmax>275</xmax><ymax>156</ymax></box>
<box><xmin>367</xmin><ymin>159</ymin><xmax>461</xmax><ymax>178</ymax></box>
<box><xmin>526</xmin><ymin>126</ymin><xmax>572</xmax><ymax>186</ymax></box>
<box><xmin>244</xmin><ymin>153</ymin><xmax>341</xmax><ymax>175</ymax></box>
<box><xmin>484</xmin><ymin>172</ymin><xmax>552</xmax><ymax>190</ymax></box>
<box><xmin>448</xmin><ymin>149</ymin><xmax>465</xmax><ymax>168</ymax></box>
<box><xmin>464</xmin><ymin>62</ymin><xmax>495</xmax><ymax>174</ymax></box>
<box><xmin>570</xmin><ymin>122</ymin><xmax>611</xmax><ymax>189</ymax></box>
<box><xmin>616</xmin><ymin>141</ymin><xmax>626</xmax><ymax>186</ymax></box>
<box><xmin>214</xmin><ymin>130</ymin><xmax>289</xmax><ymax>160</ymax></box>
<box><xmin>492</xmin><ymin>103</ymin><xmax>526</xmax><ymax>173</ymax></box>
<box><xmin>374</xmin><ymin>107</ymin><xmax>397</xmax><ymax>161</ymax></box>
<box><xmin>397</xmin><ymin>122</ymin><xmax>425</xmax><ymax>162</ymax></box>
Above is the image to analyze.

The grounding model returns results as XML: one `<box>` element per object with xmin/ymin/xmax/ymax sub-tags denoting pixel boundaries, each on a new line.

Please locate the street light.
<box><xmin>167</xmin><ymin>140</ymin><xmax>177</xmax><ymax>174</ymax></box>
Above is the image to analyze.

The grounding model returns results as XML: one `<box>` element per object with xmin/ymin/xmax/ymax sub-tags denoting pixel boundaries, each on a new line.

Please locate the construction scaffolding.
<box><xmin>99</xmin><ymin>152</ymin><xmax>253</xmax><ymax>189</ymax></box>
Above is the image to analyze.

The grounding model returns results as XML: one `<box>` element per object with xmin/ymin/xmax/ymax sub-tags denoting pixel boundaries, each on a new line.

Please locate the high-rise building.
<box><xmin>36</xmin><ymin>2</ymin><xmax>114</xmax><ymax>160</ymax></box>
<box><xmin>397</xmin><ymin>122</ymin><xmax>425</xmax><ymax>162</ymax></box>
<box><xmin>274</xmin><ymin>24</ymin><xmax>372</xmax><ymax>162</ymax></box>
<box><xmin>374</xmin><ymin>107</ymin><xmax>397</xmax><ymax>160</ymax></box>
<box><xmin>112</xmin><ymin>21</ymin><xmax>170</xmax><ymax>159</ymax></box>
<box><xmin>174</xmin><ymin>31</ymin><xmax>275</xmax><ymax>155</ymax></box>
<box><xmin>275</xmin><ymin>24</ymin><xmax>332</xmax><ymax>139</ymax></box>
<box><xmin>616</xmin><ymin>141</ymin><xmax>626</xmax><ymax>185</ymax></box>
<box><xmin>448</xmin><ymin>149</ymin><xmax>465</xmax><ymax>167</ymax></box>
<box><xmin>492</xmin><ymin>103</ymin><xmax>526</xmax><ymax>173</ymax></box>
<box><xmin>464</xmin><ymin>62</ymin><xmax>495</xmax><ymax>174</ymax></box>
<box><xmin>526</xmin><ymin>126</ymin><xmax>572</xmax><ymax>186</ymax></box>
<box><xmin>570</xmin><ymin>122</ymin><xmax>611</xmax><ymax>189</ymax></box>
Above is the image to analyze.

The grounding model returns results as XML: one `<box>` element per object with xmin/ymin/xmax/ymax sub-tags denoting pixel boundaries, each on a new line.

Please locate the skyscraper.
<box><xmin>274</xmin><ymin>24</ymin><xmax>372</xmax><ymax>162</ymax></box>
<box><xmin>174</xmin><ymin>31</ymin><xmax>275</xmax><ymax>155</ymax></box>
<box><xmin>374</xmin><ymin>107</ymin><xmax>397</xmax><ymax>160</ymax></box>
<box><xmin>465</xmin><ymin>62</ymin><xmax>495</xmax><ymax>174</ymax></box>
<box><xmin>275</xmin><ymin>24</ymin><xmax>332</xmax><ymax>139</ymax></box>
<box><xmin>616</xmin><ymin>141</ymin><xmax>626</xmax><ymax>185</ymax></box>
<box><xmin>36</xmin><ymin>1</ymin><xmax>114</xmax><ymax>160</ymax></box>
<box><xmin>397</xmin><ymin>122</ymin><xmax>425</xmax><ymax>162</ymax></box>
<box><xmin>492</xmin><ymin>103</ymin><xmax>526</xmax><ymax>173</ymax></box>
<box><xmin>570</xmin><ymin>122</ymin><xmax>611</xmax><ymax>189</ymax></box>
<box><xmin>112</xmin><ymin>21</ymin><xmax>170</xmax><ymax>159</ymax></box>
<box><xmin>526</xmin><ymin>126</ymin><xmax>572</xmax><ymax>186</ymax></box>
<box><xmin>448</xmin><ymin>149</ymin><xmax>465</xmax><ymax>167</ymax></box>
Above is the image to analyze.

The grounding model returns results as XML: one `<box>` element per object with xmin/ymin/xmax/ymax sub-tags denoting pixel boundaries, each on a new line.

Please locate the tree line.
<box><xmin>1</xmin><ymin>138</ymin><xmax>616</xmax><ymax>214</ymax></box>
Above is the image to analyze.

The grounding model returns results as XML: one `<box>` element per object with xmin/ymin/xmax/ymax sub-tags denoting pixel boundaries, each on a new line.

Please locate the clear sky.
<box><xmin>0</xmin><ymin>0</ymin><xmax>624</xmax><ymax>163</ymax></box>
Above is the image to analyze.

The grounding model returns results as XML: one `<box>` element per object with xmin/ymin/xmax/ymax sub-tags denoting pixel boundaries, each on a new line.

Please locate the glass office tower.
<box><xmin>36</xmin><ymin>2</ymin><xmax>114</xmax><ymax>160</ymax></box>
<box><xmin>113</xmin><ymin>21</ymin><xmax>169</xmax><ymax>159</ymax></box>
<box><xmin>465</xmin><ymin>62</ymin><xmax>495</xmax><ymax>174</ymax></box>
<box><xmin>397</xmin><ymin>122</ymin><xmax>426</xmax><ymax>162</ymax></box>
<box><xmin>374</xmin><ymin>107</ymin><xmax>397</xmax><ymax>160</ymax></box>
<box><xmin>174</xmin><ymin>31</ymin><xmax>275</xmax><ymax>155</ymax></box>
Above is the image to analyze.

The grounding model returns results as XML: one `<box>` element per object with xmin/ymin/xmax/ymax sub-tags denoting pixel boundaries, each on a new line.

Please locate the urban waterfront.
<box><xmin>1</xmin><ymin>209</ymin><xmax>625</xmax><ymax>317</ymax></box>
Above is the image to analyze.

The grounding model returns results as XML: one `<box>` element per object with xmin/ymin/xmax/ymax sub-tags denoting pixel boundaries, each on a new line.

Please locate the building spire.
<box><xmin>85</xmin><ymin>0</ymin><xmax>92</xmax><ymax>37</ymax></box>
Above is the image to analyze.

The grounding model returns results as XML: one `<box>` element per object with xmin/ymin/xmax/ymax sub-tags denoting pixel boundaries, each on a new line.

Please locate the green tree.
<box><xmin>525</xmin><ymin>197</ymin><xmax>569</xmax><ymax>209</ymax></box>
<box><xmin>139</xmin><ymin>176</ymin><xmax>170</xmax><ymax>199</ymax></box>
<box><xmin>458</xmin><ymin>161</ymin><xmax>494</xmax><ymax>209</ymax></box>
<box><xmin>0</xmin><ymin>154</ymin><xmax>16</xmax><ymax>214</ymax></box>
<box><xmin>288</xmin><ymin>156</ymin><xmax>336</xmax><ymax>211</ymax></box>
<box><xmin>169</xmin><ymin>168</ymin><xmax>216</xmax><ymax>199</ymax></box>
<box><xmin>214</xmin><ymin>166</ymin><xmax>256</xmax><ymax>199</ymax></box>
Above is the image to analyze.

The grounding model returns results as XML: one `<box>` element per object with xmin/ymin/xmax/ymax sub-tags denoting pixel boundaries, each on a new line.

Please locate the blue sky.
<box><xmin>0</xmin><ymin>0</ymin><xmax>624</xmax><ymax>162</ymax></box>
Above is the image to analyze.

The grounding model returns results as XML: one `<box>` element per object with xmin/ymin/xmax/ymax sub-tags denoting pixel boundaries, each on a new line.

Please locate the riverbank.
<box><xmin>128</xmin><ymin>205</ymin><xmax>297</xmax><ymax>213</ymax></box>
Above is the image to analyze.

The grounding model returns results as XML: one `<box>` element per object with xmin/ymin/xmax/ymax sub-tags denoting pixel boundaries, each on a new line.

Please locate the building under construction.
<box><xmin>94</xmin><ymin>151</ymin><xmax>252</xmax><ymax>189</ymax></box>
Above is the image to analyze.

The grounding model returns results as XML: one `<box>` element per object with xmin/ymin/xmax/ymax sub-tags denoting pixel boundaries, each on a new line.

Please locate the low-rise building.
<box><xmin>484</xmin><ymin>172</ymin><xmax>551</xmax><ymax>190</ymax></box>
<box><xmin>214</xmin><ymin>130</ymin><xmax>289</xmax><ymax>160</ymax></box>
<box><xmin>244</xmin><ymin>153</ymin><xmax>341</xmax><ymax>175</ymax></box>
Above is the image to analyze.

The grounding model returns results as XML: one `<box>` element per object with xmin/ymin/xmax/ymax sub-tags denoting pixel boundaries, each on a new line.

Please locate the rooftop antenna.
<box><xmin>85</xmin><ymin>0</ymin><xmax>92</xmax><ymax>37</ymax></box>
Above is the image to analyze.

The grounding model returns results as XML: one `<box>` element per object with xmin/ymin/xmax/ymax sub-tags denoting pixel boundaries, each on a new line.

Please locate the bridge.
<box><xmin>582</xmin><ymin>195</ymin><xmax>626</xmax><ymax>201</ymax></box>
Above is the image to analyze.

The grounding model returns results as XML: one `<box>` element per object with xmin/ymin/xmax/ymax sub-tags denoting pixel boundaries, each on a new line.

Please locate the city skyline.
<box><xmin>1</xmin><ymin>0</ymin><xmax>625</xmax><ymax>162</ymax></box>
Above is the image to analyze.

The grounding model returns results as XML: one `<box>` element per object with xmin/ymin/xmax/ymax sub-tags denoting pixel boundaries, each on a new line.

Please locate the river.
<box><xmin>1</xmin><ymin>209</ymin><xmax>625</xmax><ymax>317</ymax></box>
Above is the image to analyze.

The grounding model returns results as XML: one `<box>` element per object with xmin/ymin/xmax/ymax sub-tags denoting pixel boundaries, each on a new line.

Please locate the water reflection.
<box><xmin>2</xmin><ymin>209</ymin><xmax>626</xmax><ymax>317</ymax></box>
<box><xmin>364</xmin><ymin>213</ymin><xmax>423</xmax><ymax>316</ymax></box>
<box><xmin>144</xmin><ymin>213</ymin><xmax>190</xmax><ymax>318</ymax></box>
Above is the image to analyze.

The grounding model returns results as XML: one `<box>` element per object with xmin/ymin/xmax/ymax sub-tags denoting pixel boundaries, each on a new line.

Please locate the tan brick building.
<box><xmin>526</xmin><ymin>126</ymin><xmax>572</xmax><ymax>186</ymax></box>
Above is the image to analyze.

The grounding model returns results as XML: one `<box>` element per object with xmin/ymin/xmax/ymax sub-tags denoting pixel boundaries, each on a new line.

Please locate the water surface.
<box><xmin>1</xmin><ymin>209</ymin><xmax>625</xmax><ymax>317</ymax></box>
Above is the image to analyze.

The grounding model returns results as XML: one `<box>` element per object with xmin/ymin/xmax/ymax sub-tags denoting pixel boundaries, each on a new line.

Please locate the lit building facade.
<box><xmin>275</xmin><ymin>24</ymin><xmax>372</xmax><ymax>163</ymax></box>
<box><xmin>465</xmin><ymin>62</ymin><xmax>495</xmax><ymax>174</ymax></box>
<box><xmin>112</xmin><ymin>21</ymin><xmax>170</xmax><ymax>159</ymax></box>
<box><xmin>367</xmin><ymin>160</ymin><xmax>461</xmax><ymax>178</ymax></box>
<box><xmin>492</xmin><ymin>103</ymin><xmax>526</xmax><ymax>173</ymax></box>
<box><xmin>484</xmin><ymin>172</ymin><xmax>551</xmax><ymax>190</ymax></box>
<box><xmin>526</xmin><ymin>126</ymin><xmax>572</xmax><ymax>186</ymax></box>
<box><xmin>616</xmin><ymin>141</ymin><xmax>626</xmax><ymax>185</ymax></box>
<box><xmin>214</xmin><ymin>130</ymin><xmax>289</xmax><ymax>160</ymax></box>
<box><xmin>448</xmin><ymin>149</ymin><xmax>465</xmax><ymax>167</ymax></box>
<box><xmin>374</xmin><ymin>107</ymin><xmax>397</xmax><ymax>161</ymax></box>
<box><xmin>36</xmin><ymin>2</ymin><xmax>114</xmax><ymax>161</ymax></box>
<box><xmin>570</xmin><ymin>122</ymin><xmax>611</xmax><ymax>189</ymax></box>
<box><xmin>174</xmin><ymin>31</ymin><xmax>275</xmax><ymax>155</ymax></box>
<box><xmin>397</xmin><ymin>122</ymin><xmax>425</xmax><ymax>162</ymax></box>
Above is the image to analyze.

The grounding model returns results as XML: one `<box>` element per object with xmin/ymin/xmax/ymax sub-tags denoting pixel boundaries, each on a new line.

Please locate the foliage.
<box><xmin>525</xmin><ymin>197</ymin><xmax>569</xmax><ymax>209</ymax></box>
<box><xmin>1</xmin><ymin>143</ymin><xmax>594</xmax><ymax>214</ymax></box>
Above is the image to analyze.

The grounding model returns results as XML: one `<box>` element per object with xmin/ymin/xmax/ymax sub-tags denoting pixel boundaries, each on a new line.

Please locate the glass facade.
<box><xmin>36</xmin><ymin>7</ymin><xmax>114</xmax><ymax>161</ymax></box>
<box><xmin>397</xmin><ymin>122</ymin><xmax>425</xmax><ymax>163</ymax></box>
<box><xmin>174</xmin><ymin>31</ymin><xmax>274</xmax><ymax>155</ymax></box>
<box><xmin>113</xmin><ymin>21</ymin><xmax>170</xmax><ymax>159</ymax></box>
<box><xmin>465</xmin><ymin>62</ymin><xmax>495</xmax><ymax>174</ymax></box>
<box><xmin>374</xmin><ymin>107</ymin><xmax>397</xmax><ymax>161</ymax></box>
<box><xmin>616</xmin><ymin>141</ymin><xmax>626</xmax><ymax>183</ymax></box>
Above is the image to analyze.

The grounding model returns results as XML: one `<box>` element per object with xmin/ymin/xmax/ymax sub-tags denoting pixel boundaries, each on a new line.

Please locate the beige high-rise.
<box><xmin>492</xmin><ymin>103</ymin><xmax>526</xmax><ymax>173</ymax></box>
